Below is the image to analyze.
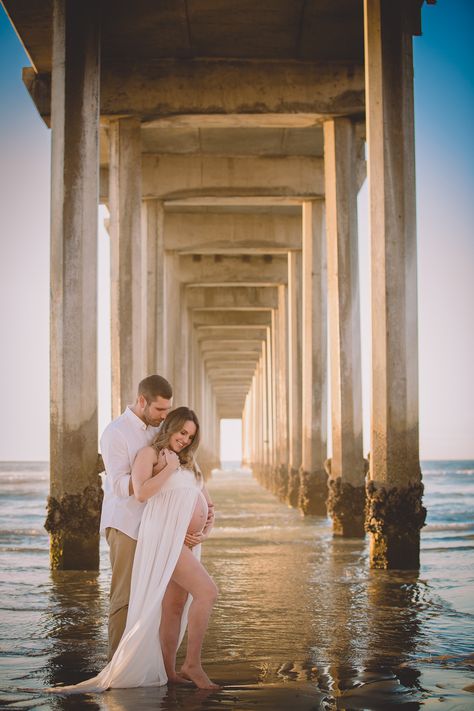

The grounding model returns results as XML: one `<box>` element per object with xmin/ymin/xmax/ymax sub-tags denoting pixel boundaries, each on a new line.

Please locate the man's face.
<box><xmin>141</xmin><ymin>396</ymin><xmax>172</xmax><ymax>427</ymax></box>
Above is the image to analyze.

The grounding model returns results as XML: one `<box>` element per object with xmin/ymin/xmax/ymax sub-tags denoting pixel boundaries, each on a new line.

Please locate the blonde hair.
<box><xmin>152</xmin><ymin>407</ymin><xmax>201</xmax><ymax>479</ymax></box>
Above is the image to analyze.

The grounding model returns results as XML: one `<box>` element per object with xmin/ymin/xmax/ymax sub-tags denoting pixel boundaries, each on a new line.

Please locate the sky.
<box><xmin>0</xmin><ymin>1</ymin><xmax>473</xmax><ymax>462</ymax></box>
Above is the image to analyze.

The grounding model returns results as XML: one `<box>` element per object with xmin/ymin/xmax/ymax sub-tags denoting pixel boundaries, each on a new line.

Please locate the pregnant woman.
<box><xmin>51</xmin><ymin>407</ymin><xmax>218</xmax><ymax>693</ymax></box>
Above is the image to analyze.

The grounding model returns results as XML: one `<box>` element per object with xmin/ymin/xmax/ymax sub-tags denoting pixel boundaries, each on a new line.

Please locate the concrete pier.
<box><xmin>299</xmin><ymin>202</ymin><xmax>328</xmax><ymax>516</ymax></box>
<box><xmin>109</xmin><ymin>117</ymin><xmax>143</xmax><ymax>418</ymax></box>
<box><xmin>287</xmin><ymin>251</ymin><xmax>303</xmax><ymax>508</ymax></box>
<box><xmin>324</xmin><ymin>118</ymin><xmax>366</xmax><ymax>537</ymax></box>
<box><xmin>364</xmin><ymin>0</ymin><xmax>425</xmax><ymax>567</ymax></box>
<box><xmin>4</xmin><ymin>0</ymin><xmax>426</xmax><ymax>569</ymax></box>
<box><xmin>46</xmin><ymin>0</ymin><xmax>101</xmax><ymax>570</ymax></box>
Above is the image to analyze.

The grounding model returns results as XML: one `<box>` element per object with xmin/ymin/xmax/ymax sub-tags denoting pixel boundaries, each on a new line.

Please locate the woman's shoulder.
<box><xmin>137</xmin><ymin>445</ymin><xmax>158</xmax><ymax>461</ymax></box>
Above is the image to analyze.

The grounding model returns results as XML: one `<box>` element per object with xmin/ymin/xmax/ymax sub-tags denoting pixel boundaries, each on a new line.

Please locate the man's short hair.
<box><xmin>138</xmin><ymin>375</ymin><xmax>173</xmax><ymax>403</ymax></box>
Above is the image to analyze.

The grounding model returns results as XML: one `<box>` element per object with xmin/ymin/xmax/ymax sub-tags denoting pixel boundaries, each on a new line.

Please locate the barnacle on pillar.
<box><xmin>298</xmin><ymin>468</ymin><xmax>327</xmax><ymax>516</ymax></box>
<box><xmin>327</xmin><ymin>477</ymin><xmax>366</xmax><ymax>537</ymax></box>
<box><xmin>45</xmin><ymin>474</ymin><xmax>103</xmax><ymax>571</ymax></box>
<box><xmin>365</xmin><ymin>481</ymin><xmax>426</xmax><ymax>569</ymax></box>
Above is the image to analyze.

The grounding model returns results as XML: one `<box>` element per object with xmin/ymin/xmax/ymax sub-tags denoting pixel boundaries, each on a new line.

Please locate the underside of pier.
<box><xmin>3</xmin><ymin>0</ymin><xmax>427</xmax><ymax>570</ymax></box>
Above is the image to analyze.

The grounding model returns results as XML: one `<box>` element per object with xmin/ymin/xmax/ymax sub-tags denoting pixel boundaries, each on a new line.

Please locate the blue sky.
<box><xmin>0</xmin><ymin>1</ymin><xmax>473</xmax><ymax>460</ymax></box>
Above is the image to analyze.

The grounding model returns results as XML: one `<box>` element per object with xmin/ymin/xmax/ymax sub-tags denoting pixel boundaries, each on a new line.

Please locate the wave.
<box><xmin>0</xmin><ymin>529</ymin><xmax>47</xmax><ymax>537</ymax></box>
<box><xmin>424</xmin><ymin>522</ymin><xmax>474</xmax><ymax>532</ymax></box>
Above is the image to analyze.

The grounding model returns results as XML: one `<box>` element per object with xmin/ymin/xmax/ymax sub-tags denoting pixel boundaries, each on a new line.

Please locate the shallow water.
<box><xmin>0</xmin><ymin>461</ymin><xmax>473</xmax><ymax>710</ymax></box>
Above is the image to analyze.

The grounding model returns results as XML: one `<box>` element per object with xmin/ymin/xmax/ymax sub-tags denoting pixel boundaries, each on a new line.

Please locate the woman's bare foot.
<box><xmin>180</xmin><ymin>663</ymin><xmax>220</xmax><ymax>689</ymax></box>
<box><xmin>167</xmin><ymin>673</ymin><xmax>192</xmax><ymax>685</ymax></box>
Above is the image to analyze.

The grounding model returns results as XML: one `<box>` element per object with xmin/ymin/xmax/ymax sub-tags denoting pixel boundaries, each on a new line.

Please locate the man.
<box><xmin>100</xmin><ymin>374</ymin><xmax>173</xmax><ymax>659</ymax></box>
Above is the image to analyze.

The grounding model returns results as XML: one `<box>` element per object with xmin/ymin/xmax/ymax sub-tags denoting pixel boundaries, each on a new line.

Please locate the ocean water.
<box><xmin>0</xmin><ymin>461</ymin><xmax>473</xmax><ymax>710</ymax></box>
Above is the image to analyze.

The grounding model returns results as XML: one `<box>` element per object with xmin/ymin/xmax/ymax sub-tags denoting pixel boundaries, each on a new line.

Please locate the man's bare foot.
<box><xmin>180</xmin><ymin>663</ymin><xmax>220</xmax><ymax>689</ymax></box>
<box><xmin>167</xmin><ymin>673</ymin><xmax>192</xmax><ymax>685</ymax></box>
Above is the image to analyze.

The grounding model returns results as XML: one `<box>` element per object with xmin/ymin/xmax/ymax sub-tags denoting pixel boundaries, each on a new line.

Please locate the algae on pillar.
<box><xmin>364</xmin><ymin>0</ymin><xmax>425</xmax><ymax>567</ymax></box>
<box><xmin>46</xmin><ymin>0</ymin><xmax>102</xmax><ymax>569</ymax></box>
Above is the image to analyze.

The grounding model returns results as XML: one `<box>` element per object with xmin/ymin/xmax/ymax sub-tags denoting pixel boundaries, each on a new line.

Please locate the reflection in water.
<box><xmin>44</xmin><ymin>570</ymin><xmax>107</xmax><ymax>687</ymax></box>
<box><xmin>41</xmin><ymin>570</ymin><xmax>107</xmax><ymax>710</ymax></box>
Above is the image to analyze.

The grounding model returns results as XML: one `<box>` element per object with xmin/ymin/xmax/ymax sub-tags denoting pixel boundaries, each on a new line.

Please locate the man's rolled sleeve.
<box><xmin>101</xmin><ymin>429</ymin><xmax>131</xmax><ymax>499</ymax></box>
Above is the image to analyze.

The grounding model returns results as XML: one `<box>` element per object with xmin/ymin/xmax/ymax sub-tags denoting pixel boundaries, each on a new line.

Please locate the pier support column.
<box><xmin>299</xmin><ymin>202</ymin><xmax>328</xmax><ymax>516</ymax></box>
<box><xmin>364</xmin><ymin>0</ymin><xmax>425</xmax><ymax>567</ymax></box>
<box><xmin>275</xmin><ymin>285</ymin><xmax>289</xmax><ymax>500</ymax></box>
<box><xmin>142</xmin><ymin>199</ymin><xmax>165</xmax><ymax>374</ymax></box>
<box><xmin>46</xmin><ymin>0</ymin><xmax>102</xmax><ymax>570</ymax></box>
<box><xmin>324</xmin><ymin>119</ymin><xmax>366</xmax><ymax>536</ymax></box>
<box><xmin>287</xmin><ymin>252</ymin><xmax>303</xmax><ymax>507</ymax></box>
<box><xmin>109</xmin><ymin>117</ymin><xmax>143</xmax><ymax>417</ymax></box>
<box><xmin>164</xmin><ymin>254</ymin><xmax>186</xmax><ymax>404</ymax></box>
<box><xmin>265</xmin><ymin>327</ymin><xmax>276</xmax><ymax>491</ymax></box>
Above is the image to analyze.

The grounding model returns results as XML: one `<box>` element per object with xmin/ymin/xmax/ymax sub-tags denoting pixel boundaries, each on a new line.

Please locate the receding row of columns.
<box><xmin>243</xmin><ymin>1</ymin><xmax>426</xmax><ymax>568</ymax></box>
<box><xmin>45</xmin><ymin>0</ymin><xmax>425</xmax><ymax>571</ymax></box>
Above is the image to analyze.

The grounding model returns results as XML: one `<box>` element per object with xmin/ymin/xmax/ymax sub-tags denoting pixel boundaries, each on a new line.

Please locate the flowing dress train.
<box><xmin>51</xmin><ymin>467</ymin><xmax>203</xmax><ymax>693</ymax></box>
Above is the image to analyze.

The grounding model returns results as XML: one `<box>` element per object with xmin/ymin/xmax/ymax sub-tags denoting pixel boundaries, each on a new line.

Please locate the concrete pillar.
<box><xmin>46</xmin><ymin>0</ymin><xmax>101</xmax><ymax>570</ymax></box>
<box><xmin>164</xmin><ymin>254</ymin><xmax>186</xmax><ymax>405</ymax></box>
<box><xmin>364</xmin><ymin>0</ymin><xmax>425</xmax><ymax>568</ymax></box>
<box><xmin>250</xmin><ymin>373</ymin><xmax>258</xmax><ymax>473</ymax></box>
<box><xmin>265</xmin><ymin>326</ymin><xmax>275</xmax><ymax>489</ymax></box>
<box><xmin>270</xmin><ymin>309</ymin><xmax>279</xmax><ymax>492</ymax></box>
<box><xmin>324</xmin><ymin>119</ymin><xmax>367</xmax><ymax>536</ymax></box>
<box><xmin>109</xmin><ymin>117</ymin><xmax>143</xmax><ymax>417</ymax></box>
<box><xmin>287</xmin><ymin>251</ymin><xmax>303</xmax><ymax>507</ymax></box>
<box><xmin>142</xmin><ymin>199</ymin><xmax>165</xmax><ymax>374</ymax></box>
<box><xmin>256</xmin><ymin>361</ymin><xmax>262</xmax><ymax>479</ymax></box>
<box><xmin>299</xmin><ymin>201</ymin><xmax>328</xmax><ymax>516</ymax></box>
<box><xmin>242</xmin><ymin>392</ymin><xmax>250</xmax><ymax>466</ymax></box>
<box><xmin>275</xmin><ymin>285</ymin><xmax>289</xmax><ymax>499</ymax></box>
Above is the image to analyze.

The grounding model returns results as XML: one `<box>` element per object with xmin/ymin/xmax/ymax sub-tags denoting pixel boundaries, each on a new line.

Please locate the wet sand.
<box><xmin>1</xmin><ymin>465</ymin><xmax>473</xmax><ymax>710</ymax></box>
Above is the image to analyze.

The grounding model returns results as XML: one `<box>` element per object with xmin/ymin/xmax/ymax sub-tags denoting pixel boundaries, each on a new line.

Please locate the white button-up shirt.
<box><xmin>99</xmin><ymin>407</ymin><xmax>161</xmax><ymax>540</ymax></box>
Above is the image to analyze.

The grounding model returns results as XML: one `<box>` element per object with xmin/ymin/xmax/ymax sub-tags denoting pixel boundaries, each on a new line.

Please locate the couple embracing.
<box><xmin>56</xmin><ymin>374</ymin><xmax>219</xmax><ymax>693</ymax></box>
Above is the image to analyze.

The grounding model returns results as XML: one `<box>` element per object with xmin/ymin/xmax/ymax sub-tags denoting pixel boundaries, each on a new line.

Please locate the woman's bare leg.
<box><xmin>170</xmin><ymin>545</ymin><xmax>219</xmax><ymax>689</ymax></box>
<box><xmin>160</xmin><ymin>579</ymin><xmax>189</xmax><ymax>683</ymax></box>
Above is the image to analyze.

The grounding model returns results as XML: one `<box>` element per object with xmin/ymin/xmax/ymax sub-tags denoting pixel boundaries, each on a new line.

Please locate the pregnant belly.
<box><xmin>187</xmin><ymin>492</ymin><xmax>208</xmax><ymax>534</ymax></box>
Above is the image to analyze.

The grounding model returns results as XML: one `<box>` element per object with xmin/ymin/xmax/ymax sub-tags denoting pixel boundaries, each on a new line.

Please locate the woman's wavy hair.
<box><xmin>151</xmin><ymin>406</ymin><xmax>201</xmax><ymax>479</ymax></box>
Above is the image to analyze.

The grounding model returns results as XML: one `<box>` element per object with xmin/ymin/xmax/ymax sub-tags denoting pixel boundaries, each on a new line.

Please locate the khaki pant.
<box><xmin>106</xmin><ymin>527</ymin><xmax>137</xmax><ymax>660</ymax></box>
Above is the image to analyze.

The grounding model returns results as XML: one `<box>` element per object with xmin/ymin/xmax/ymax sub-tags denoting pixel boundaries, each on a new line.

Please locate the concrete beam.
<box><xmin>178</xmin><ymin>254</ymin><xmax>288</xmax><ymax>285</ymax></box>
<box><xmin>200</xmin><ymin>340</ymin><xmax>262</xmax><ymax>351</ymax></box>
<box><xmin>165</xmin><ymin>213</ymin><xmax>302</xmax><ymax>254</ymax></box>
<box><xmin>186</xmin><ymin>286</ymin><xmax>278</xmax><ymax>310</ymax></box>
<box><xmin>202</xmin><ymin>355</ymin><xmax>261</xmax><ymax>365</ymax></box>
<box><xmin>24</xmin><ymin>59</ymin><xmax>365</xmax><ymax>123</ymax></box>
<box><xmin>196</xmin><ymin>326</ymin><xmax>268</xmax><ymax>341</ymax></box>
<box><xmin>164</xmin><ymin>196</ymin><xmax>314</xmax><ymax>208</ymax></box>
<box><xmin>192</xmin><ymin>312</ymin><xmax>272</xmax><ymax>327</ymax></box>
<box><xmin>100</xmin><ymin>154</ymin><xmax>323</xmax><ymax>201</ymax></box>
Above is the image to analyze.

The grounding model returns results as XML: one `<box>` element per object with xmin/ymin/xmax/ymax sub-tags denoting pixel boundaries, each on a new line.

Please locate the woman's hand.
<box><xmin>184</xmin><ymin>531</ymin><xmax>205</xmax><ymax>548</ymax></box>
<box><xmin>163</xmin><ymin>448</ymin><xmax>180</xmax><ymax>471</ymax></box>
<box><xmin>184</xmin><ymin>503</ymin><xmax>216</xmax><ymax>548</ymax></box>
<box><xmin>204</xmin><ymin>503</ymin><xmax>215</xmax><ymax>530</ymax></box>
<box><xmin>152</xmin><ymin>449</ymin><xmax>167</xmax><ymax>477</ymax></box>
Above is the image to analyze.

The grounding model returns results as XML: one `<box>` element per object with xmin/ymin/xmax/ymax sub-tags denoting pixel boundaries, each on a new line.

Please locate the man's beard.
<box><xmin>143</xmin><ymin>407</ymin><xmax>163</xmax><ymax>428</ymax></box>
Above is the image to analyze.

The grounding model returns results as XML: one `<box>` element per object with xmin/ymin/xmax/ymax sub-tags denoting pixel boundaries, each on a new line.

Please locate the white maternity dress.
<box><xmin>52</xmin><ymin>466</ymin><xmax>204</xmax><ymax>693</ymax></box>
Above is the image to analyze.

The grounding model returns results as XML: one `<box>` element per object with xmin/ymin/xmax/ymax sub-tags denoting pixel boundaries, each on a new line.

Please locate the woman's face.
<box><xmin>168</xmin><ymin>420</ymin><xmax>197</xmax><ymax>454</ymax></box>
